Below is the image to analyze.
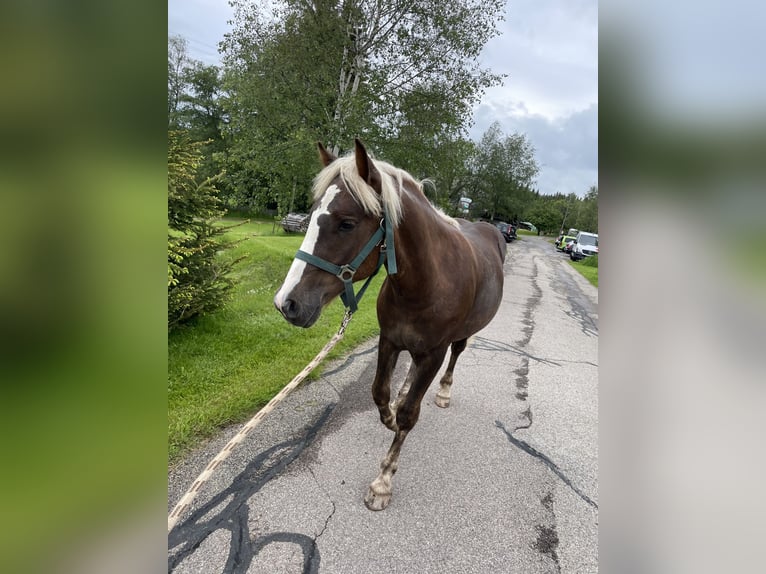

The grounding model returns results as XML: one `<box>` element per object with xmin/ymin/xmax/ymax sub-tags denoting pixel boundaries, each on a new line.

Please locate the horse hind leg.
<box><xmin>435</xmin><ymin>338</ymin><xmax>468</xmax><ymax>408</ymax></box>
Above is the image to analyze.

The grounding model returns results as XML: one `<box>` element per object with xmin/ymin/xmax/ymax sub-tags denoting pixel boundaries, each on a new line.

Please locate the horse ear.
<box><xmin>317</xmin><ymin>142</ymin><xmax>336</xmax><ymax>167</ymax></box>
<box><xmin>354</xmin><ymin>138</ymin><xmax>381</xmax><ymax>192</ymax></box>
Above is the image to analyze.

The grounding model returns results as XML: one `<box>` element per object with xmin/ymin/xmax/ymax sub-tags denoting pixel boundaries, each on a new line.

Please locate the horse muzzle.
<box><xmin>274</xmin><ymin>293</ymin><xmax>323</xmax><ymax>328</ymax></box>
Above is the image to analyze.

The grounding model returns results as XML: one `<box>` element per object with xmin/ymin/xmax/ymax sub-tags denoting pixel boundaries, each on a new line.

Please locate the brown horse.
<box><xmin>274</xmin><ymin>139</ymin><xmax>506</xmax><ymax>510</ymax></box>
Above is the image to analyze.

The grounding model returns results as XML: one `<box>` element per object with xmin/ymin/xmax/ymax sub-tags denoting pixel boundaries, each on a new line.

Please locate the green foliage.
<box><xmin>515</xmin><ymin>185</ymin><xmax>598</xmax><ymax>236</ymax></box>
<box><xmin>575</xmin><ymin>185</ymin><xmax>598</xmax><ymax>232</ymax></box>
<box><xmin>523</xmin><ymin>203</ymin><xmax>561</xmax><ymax>235</ymax></box>
<box><xmin>168</xmin><ymin>131</ymin><xmax>240</xmax><ymax>331</ymax></box>
<box><xmin>168</xmin><ymin>36</ymin><xmax>230</xmax><ymax>192</ymax></box>
<box><xmin>470</xmin><ymin>122</ymin><xmax>539</xmax><ymax>221</ymax></box>
<box><xmin>168</xmin><ymin>35</ymin><xmax>188</xmax><ymax>123</ymax></box>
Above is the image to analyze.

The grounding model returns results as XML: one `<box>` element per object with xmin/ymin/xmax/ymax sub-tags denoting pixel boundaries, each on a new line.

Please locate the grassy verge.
<box><xmin>168</xmin><ymin>218</ymin><xmax>384</xmax><ymax>464</ymax></box>
<box><xmin>567</xmin><ymin>255</ymin><xmax>599</xmax><ymax>288</ymax></box>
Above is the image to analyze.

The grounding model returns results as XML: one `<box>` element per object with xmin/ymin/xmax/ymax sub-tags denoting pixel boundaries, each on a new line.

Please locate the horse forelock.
<box><xmin>312</xmin><ymin>155</ymin><xmax>405</xmax><ymax>227</ymax></box>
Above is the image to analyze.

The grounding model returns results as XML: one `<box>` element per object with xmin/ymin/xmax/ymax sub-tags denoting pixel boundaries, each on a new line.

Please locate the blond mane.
<box><xmin>312</xmin><ymin>153</ymin><xmax>460</xmax><ymax>229</ymax></box>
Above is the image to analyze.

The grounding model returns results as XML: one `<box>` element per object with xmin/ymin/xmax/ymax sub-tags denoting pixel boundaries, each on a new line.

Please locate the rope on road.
<box><xmin>168</xmin><ymin>310</ymin><xmax>354</xmax><ymax>533</ymax></box>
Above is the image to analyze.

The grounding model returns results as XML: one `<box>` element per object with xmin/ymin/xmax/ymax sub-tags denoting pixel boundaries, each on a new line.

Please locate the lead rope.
<box><xmin>168</xmin><ymin>309</ymin><xmax>354</xmax><ymax>533</ymax></box>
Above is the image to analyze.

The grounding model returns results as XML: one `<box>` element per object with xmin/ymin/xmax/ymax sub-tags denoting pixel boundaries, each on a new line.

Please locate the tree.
<box><xmin>428</xmin><ymin>137</ymin><xmax>478</xmax><ymax>213</ymax></box>
<box><xmin>220</xmin><ymin>0</ymin><xmax>506</xmax><ymax>215</ymax></box>
<box><xmin>523</xmin><ymin>202</ymin><xmax>561</xmax><ymax>235</ymax></box>
<box><xmin>168</xmin><ymin>131</ymin><xmax>240</xmax><ymax>330</ymax></box>
<box><xmin>168</xmin><ymin>35</ymin><xmax>190</xmax><ymax>127</ymax></box>
<box><xmin>470</xmin><ymin>122</ymin><xmax>539</xmax><ymax>221</ymax></box>
<box><xmin>575</xmin><ymin>185</ymin><xmax>598</xmax><ymax>232</ymax></box>
<box><xmin>516</xmin><ymin>185</ymin><xmax>597</xmax><ymax>236</ymax></box>
<box><xmin>178</xmin><ymin>62</ymin><xmax>230</xmax><ymax>185</ymax></box>
<box><xmin>169</xmin><ymin>37</ymin><xmax>232</xmax><ymax>203</ymax></box>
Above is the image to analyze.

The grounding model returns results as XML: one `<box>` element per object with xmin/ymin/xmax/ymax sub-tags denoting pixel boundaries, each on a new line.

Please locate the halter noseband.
<box><xmin>294</xmin><ymin>210</ymin><xmax>397</xmax><ymax>313</ymax></box>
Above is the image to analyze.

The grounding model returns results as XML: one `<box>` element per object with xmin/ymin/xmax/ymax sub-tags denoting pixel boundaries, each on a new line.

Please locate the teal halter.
<box><xmin>294</xmin><ymin>212</ymin><xmax>397</xmax><ymax>313</ymax></box>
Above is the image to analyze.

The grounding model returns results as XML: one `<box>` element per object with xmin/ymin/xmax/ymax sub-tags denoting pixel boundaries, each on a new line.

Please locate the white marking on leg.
<box><xmin>274</xmin><ymin>185</ymin><xmax>341</xmax><ymax>308</ymax></box>
<box><xmin>435</xmin><ymin>375</ymin><xmax>452</xmax><ymax>408</ymax></box>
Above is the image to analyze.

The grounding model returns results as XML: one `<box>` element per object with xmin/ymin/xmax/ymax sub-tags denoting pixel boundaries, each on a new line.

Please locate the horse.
<box><xmin>274</xmin><ymin>139</ymin><xmax>507</xmax><ymax>510</ymax></box>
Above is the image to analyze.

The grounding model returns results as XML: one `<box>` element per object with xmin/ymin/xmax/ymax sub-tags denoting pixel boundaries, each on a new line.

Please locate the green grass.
<box><xmin>567</xmin><ymin>255</ymin><xmax>598</xmax><ymax>287</ymax></box>
<box><xmin>727</xmin><ymin>232</ymin><xmax>766</xmax><ymax>289</ymax></box>
<box><xmin>168</xmin><ymin>218</ymin><xmax>384</xmax><ymax>464</ymax></box>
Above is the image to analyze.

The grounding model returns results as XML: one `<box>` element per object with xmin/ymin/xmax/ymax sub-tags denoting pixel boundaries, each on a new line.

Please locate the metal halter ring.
<box><xmin>337</xmin><ymin>265</ymin><xmax>356</xmax><ymax>282</ymax></box>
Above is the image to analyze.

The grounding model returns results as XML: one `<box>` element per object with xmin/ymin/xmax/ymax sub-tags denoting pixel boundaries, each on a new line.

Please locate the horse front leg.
<box><xmin>435</xmin><ymin>338</ymin><xmax>468</xmax><ymax>408</ymax></box>
<box><xmin>365</xmin><ymin>347</ymin><xmax>447</xmax><ymax>511</ymax></box>
<box><xmin>392</xmin><ymin>361</ymin><xmax>417</xmax><ymax>412</ymax></box>
<box><xmin>371</xmin><ymin>336</ymin><xmax>401</xmax><ymax>432</ymax></box>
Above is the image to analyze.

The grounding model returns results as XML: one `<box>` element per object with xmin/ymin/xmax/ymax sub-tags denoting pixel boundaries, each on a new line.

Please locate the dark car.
<box><xmin>495</xmin><ymin>222</ymin><xmax>517</xmax><ymax>242</ymax></box>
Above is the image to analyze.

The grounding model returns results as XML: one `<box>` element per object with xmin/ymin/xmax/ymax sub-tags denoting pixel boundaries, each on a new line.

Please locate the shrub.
<box><xmin>168</xmin><ymin>131</ymin><xmax>240</xmax><ymax>331</ymax></box>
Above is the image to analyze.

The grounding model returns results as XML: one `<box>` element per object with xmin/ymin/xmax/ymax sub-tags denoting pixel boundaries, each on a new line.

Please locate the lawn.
<box><xmin>168</xmin><ymin>218</ymin><xmax>384</xmax><ymax>464</ymax></box>
<box><xmin>567</xmin><ymin>255</ymin><xmax>599</xmax><ymax>288</ymax></box>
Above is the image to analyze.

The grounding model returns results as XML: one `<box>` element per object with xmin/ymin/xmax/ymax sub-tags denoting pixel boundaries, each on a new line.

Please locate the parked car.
<box><xmin>495</xmin><ymin>222</ymin><xmax>517</xmax><ymax>242</ymax></box>
<box><xmin>563</xmin><ymin>238</ymin><xmax>577</xmax><ymax>254</ymax></box>
<box><xmin>280</xmin><ymin>212</ymin><xmax>310</xmax><ymax>233</ymax></box>
<box><xmin>570</xmin><ymin>231</ymin><xmax>599</xmax><ymax>261</ymax></box>
<box><xmin>555</xmin><ymin>235</ymin><xmax>577</xmax><ymax>251</ymax></box>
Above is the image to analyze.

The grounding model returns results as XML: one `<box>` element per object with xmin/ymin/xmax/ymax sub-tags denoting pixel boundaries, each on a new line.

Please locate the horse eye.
<box><xmin>339</xmin><ymin>220</ymin><xmax>356</xmax><ymax>232</ymax></box>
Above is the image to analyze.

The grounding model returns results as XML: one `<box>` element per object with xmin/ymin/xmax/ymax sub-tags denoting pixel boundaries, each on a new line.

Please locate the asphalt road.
<box><xmin>168</xmin><ymin>235</ymin><xmax>598</xmax><ymax>574</ymax></box>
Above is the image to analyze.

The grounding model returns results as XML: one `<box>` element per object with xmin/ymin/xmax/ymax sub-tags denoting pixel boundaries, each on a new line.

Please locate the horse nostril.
<box><xmin>282</xmin><ymin>298</ymin><xmax>299</xmax><ymax>319</ymax></box>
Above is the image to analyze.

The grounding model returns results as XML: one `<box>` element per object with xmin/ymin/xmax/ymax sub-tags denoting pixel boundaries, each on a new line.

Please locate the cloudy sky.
<box><xmin>169</xmin><ymin>0</ymin><xmax>598</xmax><ymax>197</ymax></box>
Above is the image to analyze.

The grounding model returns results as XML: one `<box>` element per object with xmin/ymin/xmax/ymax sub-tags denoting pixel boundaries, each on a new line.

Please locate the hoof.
<box><xmin>364</xmin><ymin>486</ymin><xmax>392</xmax><ymax>511</ymax></box>
<box><xmin>435</xmin><ymin>393</ymin><xmax>450</xmax><ymax>408</ymax></box>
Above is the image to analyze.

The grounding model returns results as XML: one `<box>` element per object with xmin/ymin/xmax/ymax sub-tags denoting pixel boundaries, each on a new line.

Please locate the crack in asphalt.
<box><xmin>515</xmin><ymin>357</ymin><xmax>530</xmax><ymax>401</ymax></box>
<box><xmin>550</xmin><ymin>257</ymin><xmax>598</xmax><ymax>337</ymax></box>
<box><xmin>304</xmin><ymin>462</ymin><xmax>337</xmax><ymax>565</ymax></box>
<box><xmin>470</xmin><ymin>337</ymin><xmax>562</xmax><ymax>368</ymax></box>
<box><xmin>519</xmin><ymin>258</ymin><xmax>542</xmax><ymax>349</ymax></box>
<box><xmin>514</xmin><ymin>406</ymin><xmax>533</xmax><ymax>432</ymax></box>
<box><xmin>509</xmin><ymin>258</ymin><xmax>541</xmax><ymax>429</ymax></box>
<box><xmin>495</xmin><ymin>420</ymin><xmax>598</xmax><ymax>510</ymax></box>
<box><xmin>535</xmin><ymin>490</ymin><xmax>561</xmax><ymax>573</ymax></box>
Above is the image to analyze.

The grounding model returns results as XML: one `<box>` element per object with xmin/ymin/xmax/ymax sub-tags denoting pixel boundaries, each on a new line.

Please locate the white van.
<box><xmin>571</xmin><ymin>232</ymin><xmax>598</xmax><ymax>261</ymax></box>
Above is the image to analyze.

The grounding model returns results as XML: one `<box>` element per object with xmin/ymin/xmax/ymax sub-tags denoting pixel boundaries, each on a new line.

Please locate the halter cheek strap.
<box><xmin>294</xmin><ymin>213</ymin><xmax>397</xmax><ymax>313</ymax></box>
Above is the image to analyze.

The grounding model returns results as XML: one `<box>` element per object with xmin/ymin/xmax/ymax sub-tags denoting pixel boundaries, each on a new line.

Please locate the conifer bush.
<box><xmin>168</xmin><ymin>131</ymin><xmax>238</xmax><ymax>330</ymax></box>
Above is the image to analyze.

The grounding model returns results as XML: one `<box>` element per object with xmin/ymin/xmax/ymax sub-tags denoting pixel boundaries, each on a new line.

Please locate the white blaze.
<box><xmin>274</xmin><ymin>185</ymin><xmax>341</xmax><ymax>308</ymax></box>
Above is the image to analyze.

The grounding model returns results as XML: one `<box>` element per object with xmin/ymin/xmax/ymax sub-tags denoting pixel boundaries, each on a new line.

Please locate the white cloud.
<box><xmin>473</xmin><ymin>103</ymin><xmax>597</xmax><ymax>197</ymax></box>
<box><xmin>472</xmin><ymin>0</ymin><xmax>598</xmax><ymax>196</ymax></box>
<box><xmin>168</xmin><ymin>0</ymin><xmax>233</xmax><ymax>65</ymax></box>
